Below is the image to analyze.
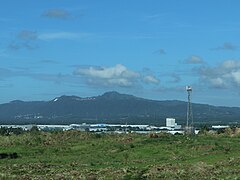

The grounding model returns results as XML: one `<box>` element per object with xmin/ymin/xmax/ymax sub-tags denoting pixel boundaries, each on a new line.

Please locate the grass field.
<box><xmin>0</xmin><ymin>130</ymin><xmax>240</xmax><ymax>179</ymax></box>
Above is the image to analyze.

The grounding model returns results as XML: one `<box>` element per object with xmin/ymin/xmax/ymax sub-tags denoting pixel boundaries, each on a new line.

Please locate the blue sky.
<box><xmin>1</xmin><ymin>0</ymin><xmax>240</xmax><ymax>106</ymax></box>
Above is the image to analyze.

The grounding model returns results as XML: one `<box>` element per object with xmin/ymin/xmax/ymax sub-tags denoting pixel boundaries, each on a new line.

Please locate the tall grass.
<box><xmin>0</xmin><ymin>130</ymin><xmax>239</xmax><ymax>179</ymax></box>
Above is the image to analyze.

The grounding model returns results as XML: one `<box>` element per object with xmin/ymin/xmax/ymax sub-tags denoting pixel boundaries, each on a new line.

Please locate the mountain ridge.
<box><xmin>0</xmin><ymin>91</ymin><xmax>239</xmax><ymax>125</ymax></box>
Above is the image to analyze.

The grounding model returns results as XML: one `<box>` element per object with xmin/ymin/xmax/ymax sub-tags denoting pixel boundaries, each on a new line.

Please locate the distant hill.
<box><xmin>0</xmin><ymin>91</ymin><xmax>240</xmax><ymax>125</ymax></box>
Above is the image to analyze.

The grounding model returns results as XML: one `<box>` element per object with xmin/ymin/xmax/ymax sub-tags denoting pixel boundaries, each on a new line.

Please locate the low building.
<box><xmin>166</xmin><ymin>118</ymin><xmax>182</xmax><ymax>130</ymax></box>
<box><xmin>212</xmin><ymin>125</ymin><xmax>230</xmax><ymax>129</ymax></box>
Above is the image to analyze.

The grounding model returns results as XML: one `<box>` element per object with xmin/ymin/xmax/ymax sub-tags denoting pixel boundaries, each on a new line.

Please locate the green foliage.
<box><xmin>0</xmin><ymin>127</ymin><xmax>24</xmax><ymax>136</ymax></box>
<box><xmin>29</xmin><ymin>126</ymin><xmax>39</xmax><ymax>133</ymax></box>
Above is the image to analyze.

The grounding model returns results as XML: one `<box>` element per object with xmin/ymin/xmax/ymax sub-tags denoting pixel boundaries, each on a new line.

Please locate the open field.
<box><xmin>0</xmin><ymin>130</ymin><xmax>240</xmax><ymax>179</ymax></box>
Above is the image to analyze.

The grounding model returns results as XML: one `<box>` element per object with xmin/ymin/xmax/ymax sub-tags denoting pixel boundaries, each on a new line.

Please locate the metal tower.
<box><xmin>186</xmin><ymin>86</ymin><xmax>194</xmax><ymax>134</ymax></box>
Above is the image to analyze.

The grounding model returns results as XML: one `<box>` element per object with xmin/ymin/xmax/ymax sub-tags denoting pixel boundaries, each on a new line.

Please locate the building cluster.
<box><xmin>0</xmin><ymin>118</ymin><xmax>201</xmax><ymax>135</ymax></box>
<box><xmin>2</xmin><ymin>117</ymin><xmax>235</xmax><ymax>135</ymax></box>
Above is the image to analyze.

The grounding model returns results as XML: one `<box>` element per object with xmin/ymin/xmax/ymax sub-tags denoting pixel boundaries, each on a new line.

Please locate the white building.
<box><xmin>166</xmin><ymin>118</ymin><xmax>182</xmax><ymax>130</ymax></box>
<box><xmin>166</xmin><ymin>118</ymin><xmax>176</xmax><ymax>127</ymax></box>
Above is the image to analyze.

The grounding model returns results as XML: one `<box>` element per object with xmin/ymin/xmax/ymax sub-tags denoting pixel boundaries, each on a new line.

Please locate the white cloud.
<box><xmin>198</xmin><ymin>60</ymin><xmax>240</xmax><ymax>88</ymax></box>
<box><xmin>222</xmin><ymin>60</ymin><xmax>240</xmax><ymax>70</ymax></box>
<box><xmin>209</xmin><ymin>78</ymin><xmax>226</xmax><ymax>88</ymax></box>
<box><xmin>184</xmin><ymin>55</ymin><xmax>204</xmax><ymax>64</ymax></box>
<box><xmin>231</xmin><ymin>71</ymin><xmax>240</xmax><ymax>84</ymax></box>
<box><xmin>143</xmin><ymin>75</ymin><xmax>160</xmax><ymax>85</ymax></box>
<box><xmin>75</xmin><ymin>64</ymin><xmax>139</xmax><ymax>79</ymax></box>
<box><xmin>74</xmin><ymin>64</ymin><xmax>140</xmax><ymax>87</ymax></box>
<box><xmin>107</xmin><ymin>78</ymin><xmax>133</xmax><ymax>87</ymax></box>
<box><xmin>0</xmin><ymin>64</ymin><xmax>161</xmax><ymax>89</ymax></box>
<box><xmin>74</xmin><ymin>64</ymin><xmax>160</xmax><ymax>87</ymax></box>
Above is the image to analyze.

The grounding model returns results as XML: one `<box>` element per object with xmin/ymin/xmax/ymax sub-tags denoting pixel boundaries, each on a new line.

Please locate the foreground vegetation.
<box><xmin>0</xmin><ymin>129</ymin><xmax>240</xmax><ymax>179</ymax></box>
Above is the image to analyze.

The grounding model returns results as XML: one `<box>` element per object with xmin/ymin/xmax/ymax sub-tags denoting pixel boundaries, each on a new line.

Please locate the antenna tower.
<box><xmin>186</xmin><ymin>86</ymin><xmax>194</xmax><ymax>134</ymax></box>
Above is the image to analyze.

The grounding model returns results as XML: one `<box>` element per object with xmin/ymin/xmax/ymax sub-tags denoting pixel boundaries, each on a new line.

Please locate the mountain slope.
<box><xmin>0</xmin><ymin>91</ymin><xmax>239</xmax><ymax>125</ymax></box>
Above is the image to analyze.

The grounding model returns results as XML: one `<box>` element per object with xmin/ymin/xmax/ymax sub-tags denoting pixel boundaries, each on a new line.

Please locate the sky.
<box><xmin>1</xmin><ymin>0</ymin><xmax>240</xmax><ymax>107</ymax></box>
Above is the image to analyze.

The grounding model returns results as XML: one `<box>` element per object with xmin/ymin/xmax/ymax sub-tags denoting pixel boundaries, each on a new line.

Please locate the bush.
<box><xmin>149</xmin><ymin>133</ymin><xmax>158</xmax><ymax>138</ymax></box>
<box><xmin>0</xmin><ymin>127</ymin><xmax>24</xmax><ymax>136</ymax></box>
